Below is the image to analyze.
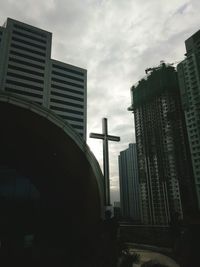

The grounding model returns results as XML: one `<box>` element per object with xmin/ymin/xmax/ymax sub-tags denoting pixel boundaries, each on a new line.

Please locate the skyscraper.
<box><xmin>177</xmin><ymin>30</ymin><xmax>200</xmax><ymax>210</ymax></box>
<box><xmin>118</xmin><ymin>143</ymin><xmax>141</xmax><ymax>222</ymax></box>
<box><xmin>128</xmin><ymin>63</ymin><xmax>196</xmax><ymax>225</ymax></box>
<box><xmin>0</xmin><ymin>18</ymin><xmax>87</xmax><ymax>139</ymax></box>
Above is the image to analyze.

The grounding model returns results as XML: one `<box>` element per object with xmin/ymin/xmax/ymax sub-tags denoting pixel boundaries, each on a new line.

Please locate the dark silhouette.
<box><xmin>169</xmin><ymin>210</ymin><xmax>200</xmax><ymax>267</ymax></box>
<box><xmin>170</xmin><ymin>211</ymin><xmax>182</xmax><ymax>256</ymax></box>
<box><xmin>141</xmin><ymin>260</ymin><xmax>168</xmax><ymax>267</ymax></box>
<box><xmin>177</xmin><ymin>218</ymin><xmax>200</xmax><ymax>267</ymax></box>
<box><xmin>119</xmin><ymin>246</ymin><xmax>140</xmax><ymax>267</ymax></box>
<box><xmin>100</xmin><ymin>210</ymin><xmax>119</xmax><ymax>267</ymax></box>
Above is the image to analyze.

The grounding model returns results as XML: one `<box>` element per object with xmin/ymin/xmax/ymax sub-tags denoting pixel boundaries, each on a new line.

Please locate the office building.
<box><xmin>128</xmin><ymin>63</ymin><xmax>196</xmax><ymax>225</ymax></box>
<box><xmin>177</xmin><ymin>30</ymin><xmax>200</xmax><ymax>209</ymax></box>
<box><xmin>0</xmin><ymin>18</ymin><xmax>87</xmax><ymax>139</ymax></box>
<box><xmin>118</xmin><ymin>143</ymin><xmax>141</xmax><ymax>222</ymax></box>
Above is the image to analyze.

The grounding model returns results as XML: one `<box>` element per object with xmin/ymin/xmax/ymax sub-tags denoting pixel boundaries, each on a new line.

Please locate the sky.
<box><xmin>1</xmin><ymin>0</ymin><xmax>200</xmax><ymax>203</ymax></box>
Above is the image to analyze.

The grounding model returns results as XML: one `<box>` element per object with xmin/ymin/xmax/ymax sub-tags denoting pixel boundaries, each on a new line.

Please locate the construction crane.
<box><xmin>145</xmin><ymin>61</ymin><xmax>165</xmax><ymax>74</ymax></box>
<box><xmin>145</xmin><ymin>60</ymin><xmax>182</xmax><ymax>74</ymax></box>
<box><xmin>145</xmin><ymin>66</ymin><xmax>160</xmax><ymax>74</ymax></box>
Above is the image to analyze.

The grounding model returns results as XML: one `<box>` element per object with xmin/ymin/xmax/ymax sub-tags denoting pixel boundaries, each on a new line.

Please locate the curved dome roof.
<box><xmin>0</xmin><ymin>92</ymin><xmax>104</xmax><ymax>237</ymax></box>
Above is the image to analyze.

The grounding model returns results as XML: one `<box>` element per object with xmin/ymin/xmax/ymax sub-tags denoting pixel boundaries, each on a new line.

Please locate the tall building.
<box><xmin>118</xmin><ymin>143</ymin><xmax>141</xmax><ymax>222</ymax></box>
<box><xmin>0</xmin><ymin>18</ymin><xmax>87</xmax><ymax>139</ymax></box>
<box><xmin>177</xmin><ymin>30</ymin><xmax>200</xmax><ymax>209</ymax></box>
<box><xmin>128</xmin><ymin>63</ymin><xmax>196</xmax><ymax>225</ymax></box>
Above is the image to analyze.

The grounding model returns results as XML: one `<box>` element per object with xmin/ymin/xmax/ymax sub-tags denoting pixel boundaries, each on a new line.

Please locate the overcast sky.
<box><xmin>1</xmin><ymin>0</ymin><xmax>200</xmax><ymax>203</ymax></box>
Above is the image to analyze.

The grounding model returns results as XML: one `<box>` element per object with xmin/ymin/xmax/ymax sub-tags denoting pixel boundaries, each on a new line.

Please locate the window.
<box><xmin>70</xmin><ymin>124</ymin><xmax>83</xmax><ymax>130</ymax></box>
<box><xmin>59</xmin><ymin>115</ymin><xmax>83</xmax><ymax>122</ymax></box>
<box><xmin>13</xmin><ymin>24</ymin><xmax>47</xmax><ymax>38</ymax></box>
<box><xmin>12</xmin><ymin>30</ymin><xmax>46</xmax><ymax>44</ymax></box>
<box><xmin>10</xmin><ymin>50</ymin><xmax>45</xmax><ymax>63</ymax></box>
<box><xmin>50</xmin><ymin>105</ymin><xmax>83</xmax><ymax>115</ymax></box>
<box><xmin>5</xmin><ymin>87</ymin><xmax>43</xmax><ymax>98</ymax></box>
<box><xmin>52</xmin><ymin>70</ymin><xmax>84</xmax><ymax>82</ymax></box>
<box><xmin>50</xmin><ymin>98</ymin><xmax>83</xmax><ymax>108</ymax></box>
<box><xmin>7</xmin><ymin>72</ymin><xmax>43</xmax><ymax>84</ymax></box>
<box><xmin>52</xmin><ymin>64</ymin><xmax>84</xmax><ymax>77</ymax></box>
<box><xmin>52</xmin><ymin>77</ymin><xmax>84</xmax><ymax>89</ymax></box>
<box><xmin>12</xmin><ymin>36</ymin><xmax>46</xmax><ymax>50</ymax></box>
<box><xmin>9</xmin><ymin>57</ymin><xmax>45</xmax><ymax>69</ymax></box>
<box><xmin>11</xmin><ymin>43</ymin><xmax>45</xmax><ymax>57</ymax></box>
<box><xmin>51</xmin><ymin>91</ymin><xmax>84</xmax><ymax>102</ymax></box>
<box><xmin>6</xmin><ymin>79</ymin><xmax>43</xmax><ymax>91</ymax></box>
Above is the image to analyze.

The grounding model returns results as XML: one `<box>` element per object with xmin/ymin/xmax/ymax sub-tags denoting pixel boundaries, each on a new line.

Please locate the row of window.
<box><xmin>6</xmin><ymin>79</ymin><xmax>43</xmax><ymax>91</ymax></box>
<box><xmin>8</xmin><ymin>63</ymin><xmax>44</xmax><ymax>77</ymax></box>
<box><xmin>190</xmin><ymin>134</ymin><xmax>199</xmax><ymax>140</ymax></box>
<box><xmin>12</xmin><ymin>29</ymin><xmax>47</xmax><ymax>44</ymax></box>
<box><xmin>9</xmin><ymin>57</ymin><xmax>45</xmax><ymax>70</ymax></box>
<box><xmin>52</xmin><ymin>77</ymin><xmax>84</xmax><ymax>89</ymax></box>
<box><xmin>10</xmin><ymin>50</ymin><xmax>45</xmax><ymax>63</ymax></box>
<box><xmin>70</xmin><ymin>124</ymin><xmax>83</xmax><ymax>130</ymax></box>
<box><xmin>52</xmin><ymin>64</ymin><xmax>84</xmax><ymax>77</ymax></box>
<box><xmin>52</xmin><ymin>70</ymin><xmax>84</xmax><ymax>83</ymax></box>
<box><xmin>193</xmin><ymin>152</ymin><xmax>200</xmax><ymax>158</ymax></box>
<box><xmin>51</xmin><ymin>83</ymin><xmax>83</xmax><ymax>96</ymax></box>
<box><xmin>12</xmin><ymin>36</ymin><xmax>46</xmax><ymax>51</ymax></box>
<box><xmin>13</xmin><ymin>23</ymin><xmax>47</xmax><ymax>39</ymax></box>
<box><xmin>51</xmin><ymin>90</ymin><xmax>84</xmax><ymax>102</ymax></box>
<box><xmin>59</xmin><ymin>114</ymin><xmax>83</xmax><ymax>122</ymax></box>
<box><xmin>11</xmin><ymin>43</ymin><xmax>46</xmax><ymax>57</ymax></box>
<box><xmin>50</xmin><ymin>105</ymin><xmax>83</xmax><ymax>115</ymax></box>
<box><xmin>191</xmin><ymin>140</ymin><xmax>199</xmax><ymax>145</ymax></box>
<box><xmin>50</xmin><ymin>98</ymin><xmax>83</xmax><ymax>109</ymax></box>
<box><xmin>7</xmin><ymin>71</ymin><xmax>44</xmax><ymax>84</ymax></box>
<box><xmin>5</xmin><ymin>87</ymin><xmax>43</xmax><ymax>99</ymax></box>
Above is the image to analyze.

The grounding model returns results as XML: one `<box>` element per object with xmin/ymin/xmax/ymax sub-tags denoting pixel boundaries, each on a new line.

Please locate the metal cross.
<box><xmin>90</xmin><ymin>118</ymin><xmax>120</xmax><ymax>206</ymax></box>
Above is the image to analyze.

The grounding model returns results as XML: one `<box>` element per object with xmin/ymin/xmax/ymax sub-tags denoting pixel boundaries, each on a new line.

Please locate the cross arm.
<box><xmin>89</xmin><ymin>133</ymin><xmax>104</xmax><ymax>140</ymax></box>
<box><xmin>107</xmin><ymin>135</ymin><xmax>120</xmax><ymax>142</ymax></box>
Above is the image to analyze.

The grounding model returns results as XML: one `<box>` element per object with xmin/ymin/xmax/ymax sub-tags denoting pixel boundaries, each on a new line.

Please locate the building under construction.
<box><xmin>128</xmin><ymin>63</ymin><xmax>197</xmax><ymax>225</ymax></box>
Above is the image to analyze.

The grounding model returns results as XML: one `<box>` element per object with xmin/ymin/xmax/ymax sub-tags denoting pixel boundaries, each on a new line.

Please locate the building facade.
<box><xmin>177</xmin><ymin>30</ymin><xmax>200</xmax><ymax>209</ymax></box>
<box><xmin>0</xmin><ymin>18</ymin><xmax>87</xmax><ymax>139</ymax></box>
<box><xmin>129</xmin><ymin>63</ymin><xmax>196</xmax><ymax>225</ymax></box>
<box><xmin>118</xmin><ymin>143</ymin><xmax>141</xmax><ymax>222</ymax></box>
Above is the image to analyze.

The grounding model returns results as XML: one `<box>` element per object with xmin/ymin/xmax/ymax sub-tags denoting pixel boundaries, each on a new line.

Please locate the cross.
<box><xmin>90</xmin><ymin>118</ymin><xmax>120</xmax><ymax>206</ymax></box>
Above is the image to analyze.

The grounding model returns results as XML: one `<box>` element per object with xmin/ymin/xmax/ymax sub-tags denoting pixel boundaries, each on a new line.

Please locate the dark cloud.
<box><xmin>173</xmin><ymin>2</ymin><xmax>190</xmax><ymax>15</ymax></box>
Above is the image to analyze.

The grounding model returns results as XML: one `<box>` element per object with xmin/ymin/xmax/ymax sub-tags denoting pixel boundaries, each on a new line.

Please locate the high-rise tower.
<box><xmin>118</xmin><ymin>143</ymin><xmax>141</xmax><ymax>222</ymax></box>
<box><xmin>128</xmin><ymin>63</ymin><xmax>196</xmax><ymax>225</ymax></box>
<box><xmin>177</xmin><ymin>30</ymin><xmax>200</xmax><ymax>209</ymax></box>
<box><xmin>0</xmin><ymin>18</ymin><xmax>87</xmax><ymax>139</ymax></box>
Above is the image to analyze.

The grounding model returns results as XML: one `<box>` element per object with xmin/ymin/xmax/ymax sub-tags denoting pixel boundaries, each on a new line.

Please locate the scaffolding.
<box><xmin>132</xmin><ymin>64</ymin><xmax>178</xmax><ymax>109</ymax></box>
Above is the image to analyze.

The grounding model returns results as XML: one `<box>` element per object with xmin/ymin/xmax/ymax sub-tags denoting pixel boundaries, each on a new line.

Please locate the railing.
<box><xmin>120</xmin><ymin>224</ymin><xmax>173</xmax><ymax>248</ymax></box>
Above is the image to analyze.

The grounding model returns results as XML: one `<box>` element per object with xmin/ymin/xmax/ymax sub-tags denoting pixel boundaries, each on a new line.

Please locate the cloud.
<box><xmin>1</xmin><ymin>0</ymin><xmax>200</xmax><ymax>204</ymax></box>
<box><xmin>173</xmin><ymin>2</ymin><xmax>190</xmax><ymax>15</ymax></box>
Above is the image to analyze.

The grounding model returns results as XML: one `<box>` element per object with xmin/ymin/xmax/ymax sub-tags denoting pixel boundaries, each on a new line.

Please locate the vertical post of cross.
<box><xmin>103</xmin><ymin>118</ymin><xmax>110</xmax><ymax>206</ymax></box>
<box><xmin>90</xmin><ymin>118</ymin><xmax>120</xmax><ymax>206</ymax></box>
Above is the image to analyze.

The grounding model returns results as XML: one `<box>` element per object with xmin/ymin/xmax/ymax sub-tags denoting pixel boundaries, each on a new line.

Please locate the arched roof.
<box><xmin>0</xmin><ymin>92</ymin><xmax>104</xmax><ymax>229</ymax></box>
